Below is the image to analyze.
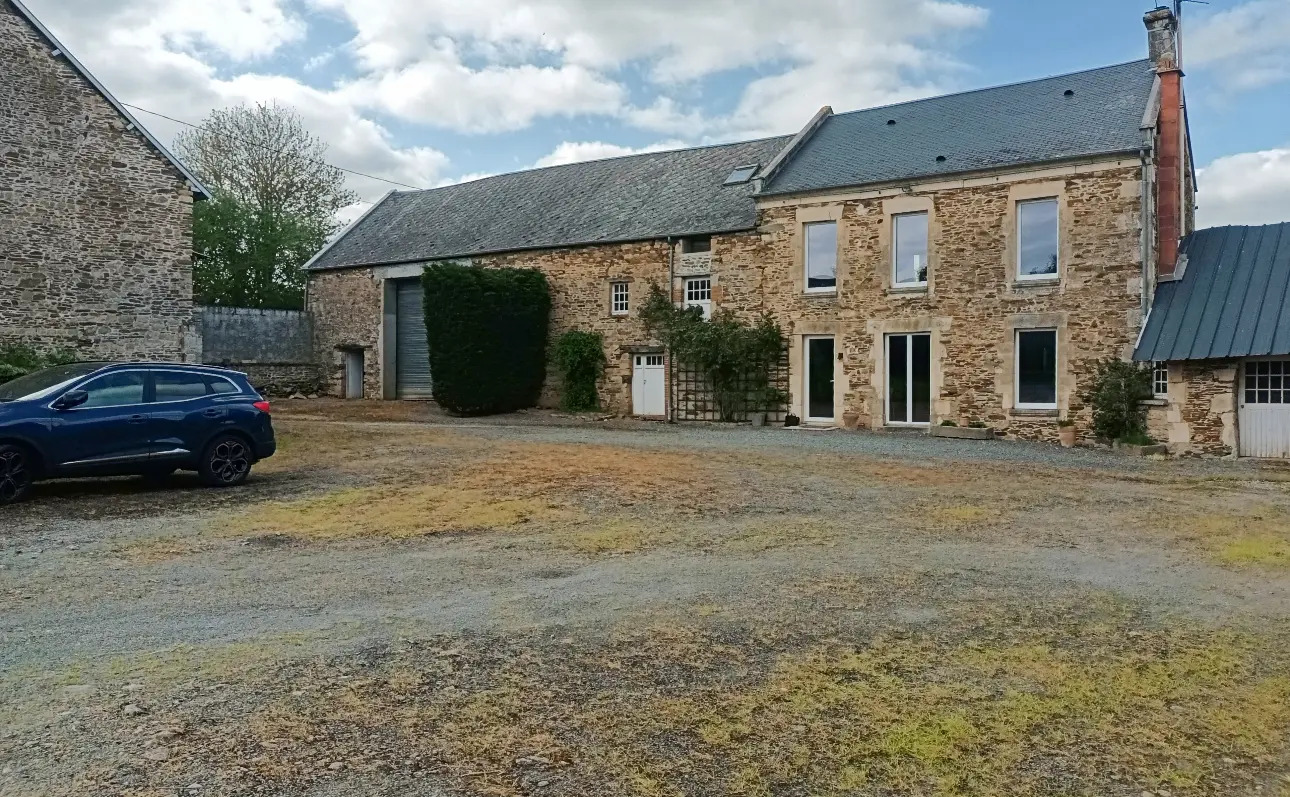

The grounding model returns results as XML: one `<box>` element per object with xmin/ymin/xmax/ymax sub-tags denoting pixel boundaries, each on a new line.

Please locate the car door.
<box><xmin>46</xmin><ymin>370</ymin><xmax>152</xmax><ymax>474</ymax></box>
<box><xmin>148</xmin><ymin>369</ymin><xmax>240</xmax><ymax>463</ymax></box>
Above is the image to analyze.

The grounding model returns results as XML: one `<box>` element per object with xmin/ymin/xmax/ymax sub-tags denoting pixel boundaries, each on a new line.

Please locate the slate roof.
<box><xmin>761</xmin><ymin>60</ymin><xmax>1158</xmax><ymax>196</ymax></box>
<box><xmin>307</xmin><ymin>136</ymin><xmax>791</xmax><ymax>270</ymax></box>
<box><xmin>1134</xmin><ymin>223</ymin><xmax>1290</xmax><ymax>362</ymax></box>
<box><xmin>5</xmin><ymin>0</ymin><xmax>210</xmax><ymax>198</ymax></box>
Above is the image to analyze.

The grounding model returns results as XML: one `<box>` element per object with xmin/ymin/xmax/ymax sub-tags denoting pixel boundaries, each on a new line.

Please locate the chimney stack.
<box><xmin>1145</xmin><ymin>6</ymin><xmax>1178</xmax><ymax>69</ymax></box>
<box><xmin>1146</xmin><ymin>6</ymin><xmax>1184</xmax><ymax>279</ymax></box>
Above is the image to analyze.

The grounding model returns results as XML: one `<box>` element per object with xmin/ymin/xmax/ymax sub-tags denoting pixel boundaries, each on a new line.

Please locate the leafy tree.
<box><xmin>175</xmin><ymin>104</ymin><xmax>358</xmax><ymax>309</ymax></box>
<box><xmin>1083</xmin><ymin>359</ymin><xmax>1153</xmax><ymax>442</ymax></box>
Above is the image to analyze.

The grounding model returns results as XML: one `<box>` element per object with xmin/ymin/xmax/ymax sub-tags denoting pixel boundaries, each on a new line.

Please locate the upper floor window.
<box><xmin>805</xmin><ymin>221</ymin><xmax>838</xmax><ymax>292</ymax></box>
<box><xmin>893</xmin><ymin>212</ymin><xmax>929</xmax><ymax>286</ymax></box>
<box><xmin>682</xmin><ymin>237</ymin><xmax>711</xmax><ymax>254</ymax></box>
<box><xmin>1153</xmin><ymin>362</ymin><xmax>1169</xmax><ymax>398</ymax></box>
<box><xmin>610</xmin><ymin>281</ymin><xmax>630</xmax><ymax>316</ymax></box>
<box><xmin>684</xmin><ymin>276</ymin><xmax>712</xmax><ymax>319</ymax></box>
<box><xmin>1017</xmin><ymin>198</ymin><xmax>1059</xmax><ymax>280</ymax></box>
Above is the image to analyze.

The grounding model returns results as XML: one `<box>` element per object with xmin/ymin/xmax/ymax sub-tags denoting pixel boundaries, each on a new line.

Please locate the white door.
<box><xmin>1239</xmin><ymin>359</ymin><xmax>1290</xmax><ymax>458</ymax></box>
<box><xmin>632</xmin><ymin>354</ymin><xmax>665</xmax><ymax>416</ymax></box>
<box><xmin>804</xmin><ymin>336</ymin><xmax>836</xmax><ymax>423</ymax></box>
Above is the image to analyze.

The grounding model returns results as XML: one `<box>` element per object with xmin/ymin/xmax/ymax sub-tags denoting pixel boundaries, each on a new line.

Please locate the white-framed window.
<box><xmin>1017</xmin><ymin>198</ymin><xmax>1059</xmax><ymax>281</ymax></box>
<box><xmin>1244</xmin><ymin>360</ymin><xmax>1290</xmax><ymax>405</ymax></box>
<box><xmin>893</xmin><ymin>211</ymin><xmax>929</xmax><ymax>287</ymax></box>
<box><xmin>1153</xmin><ymin>362</ymin><xmax>1169</xmax><ymax>398</ymax></box>
<box><xmin>804</xmin><ymin>221</ymin><xmax>838</xmax><ymax>293</ymax></box>
<box><xmin>1015</xmin><ymin>329</ymin><xmax>1058</xmax><ymax>409</ymax></box>
<box><xmin>684</xmin><ymin>276</ymin><xmax>712</xmax><ymax>319</ymax></box>
<box><xmin>610</xmin><ymin>281</ymin><xmax>629</xmax><ymax>316</ymax></box>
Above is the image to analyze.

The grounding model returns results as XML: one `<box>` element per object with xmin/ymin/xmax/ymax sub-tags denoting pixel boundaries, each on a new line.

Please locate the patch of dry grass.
<box><xmin>1172</xmin><ymin>508</ymin><xmax>1290</xmax><ymax>568</ymax></box>
<box><xmin>220</xmin><ymin>484</ymin><xmax>568</xmax><ymax>540</ymax></box>
<box><xmin>109</xmin><ymin>535</ymin><xmax>209</xmax><ymax>563</ymax></box>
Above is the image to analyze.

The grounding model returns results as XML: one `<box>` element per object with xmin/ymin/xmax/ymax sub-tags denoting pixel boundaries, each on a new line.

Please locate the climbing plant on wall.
<box><xmin>421</xmin><ymin>264</ymin><xmax>551</xmax><ymax>415</ymax></box>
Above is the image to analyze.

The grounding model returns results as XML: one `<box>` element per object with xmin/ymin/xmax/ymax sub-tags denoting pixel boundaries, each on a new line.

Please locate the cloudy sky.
<box><xmin>21</xmin><ymin>0</ymin><xmax>1290</xmax><ymax>228</ymax></box>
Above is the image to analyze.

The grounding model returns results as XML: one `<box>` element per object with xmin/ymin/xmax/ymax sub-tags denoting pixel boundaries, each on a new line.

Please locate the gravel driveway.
<box><xmin>3</xmin><ymin>402</ymin><xmax>1290</xmax><ymax>796</ymax></box>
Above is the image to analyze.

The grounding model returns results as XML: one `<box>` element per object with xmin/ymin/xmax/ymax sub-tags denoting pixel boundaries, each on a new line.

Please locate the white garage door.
<box><xmin>632</xmin><ymin>354</ymin><xmax>665</xmax><ymax>417</ymax></box>
<box><xmin>1239</xmin><ymin>360</ymin><xmax>1290</xmax><ymax>458</ymax></box>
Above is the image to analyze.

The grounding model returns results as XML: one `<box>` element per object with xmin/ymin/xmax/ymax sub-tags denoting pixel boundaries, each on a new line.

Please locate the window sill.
<box><xmin>887</xmin><ymin>284</ymin><xmax>928</xmax><ymax>296</ymax></box>
<box><xmin>1141</xmin><ymin>398</ymin><xmax>1168</xmax><ymax>407</ymax></box>
<box><xmin>803</xmin><ymin>290</ymin><xmax>838</xmax><ymax>299</ymax></box>
<box><xmin>1010</xmin><ymin>408</ymin><xmax>1059</xmax><ymax>418</ymax></box>
<box><xmin>1012</xmin><ymin>278</ymin><xmax>1060</xmax><ymax>288</ymax></box>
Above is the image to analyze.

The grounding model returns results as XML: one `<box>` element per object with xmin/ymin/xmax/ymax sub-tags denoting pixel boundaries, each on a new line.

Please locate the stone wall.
<box><xmin>1163</xmin><ymin>360</ymin><xmax>1238</xmax><ymax>456</ymax></box>
<box><xmin>743</xmin><ymin>161</ymin><xmax>1145</xmax><ymax>442</ymax></box>
<box><xmin>0</xmin><ymin>1</ymin><xmax>198</xmax><ymax>362</ymax></box>
<box><xmin>199</xmin><ymin>307</ymin><xmax>322</xmax><ymax>396</ymax></box>
<box><xmin>306</xmin><ymin>267</ymin><xmax>385</xmax><ymax>400</ymax></box>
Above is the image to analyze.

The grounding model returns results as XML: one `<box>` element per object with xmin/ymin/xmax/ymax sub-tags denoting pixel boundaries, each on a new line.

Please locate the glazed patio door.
<box><xmin>887</xmin><ymin>333</ymin><xmax>931</xmax><ymax>425</ymax></box>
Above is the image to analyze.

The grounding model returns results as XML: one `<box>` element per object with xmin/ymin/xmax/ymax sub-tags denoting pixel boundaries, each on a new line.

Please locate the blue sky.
<box><xmin>25</xmin><ymin>0</ymin><xmax>1290</xmax><ymax>226</ymax></box>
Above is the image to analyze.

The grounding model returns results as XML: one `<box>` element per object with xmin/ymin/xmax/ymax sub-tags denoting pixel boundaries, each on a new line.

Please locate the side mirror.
<box><xmin>53</xmin><ymin>389</ymin><xmax>89</xmax><ymax>411</ymax></box>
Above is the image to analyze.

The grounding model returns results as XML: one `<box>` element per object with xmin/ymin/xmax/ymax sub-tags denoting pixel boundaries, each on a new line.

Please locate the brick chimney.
<box><xmin>1147</xmin><ymin>6</ymin><xmax>1184</xmax><ymax>279</ymax></box>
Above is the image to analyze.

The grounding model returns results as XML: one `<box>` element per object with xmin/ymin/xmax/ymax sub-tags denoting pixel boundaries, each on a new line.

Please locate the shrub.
<box><xmin>940</xmin><ymin>419</ymin><xmax>958</xmax><ymax>427</ymax></box>
<box><xmin>1083</xmin><ymin>359</ymin><xmax>1152</xmax><ymax>442</ymax></box>
<box><xmin>968</xmin><ymin>421</ymin><xmax>987</xmax><ymax>429</ymax></box>
<box><xmin>553</xmin><ymin>331</ymin><xmax>606</xmax><ymax>412</ymax></box>
<box><xmin>638</xmin><ymin>283</ymin><xmax>786</xmax><ymax>421</ymax></box>
<box><xmin>421</xmin><ymin>264</ymin><xmax>551</xmax><ymax>415</ymax></box>
<box><xmin>0</xmin><ymin>343</ymin><xmax>78</xmax><ymax>383</ymax></box>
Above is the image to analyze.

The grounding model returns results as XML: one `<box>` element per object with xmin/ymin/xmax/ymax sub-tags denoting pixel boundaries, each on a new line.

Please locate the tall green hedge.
<box><xmin>422</xmin><ymin>263</ymin><xmax>551</xmax><ymax>415</ymax></box>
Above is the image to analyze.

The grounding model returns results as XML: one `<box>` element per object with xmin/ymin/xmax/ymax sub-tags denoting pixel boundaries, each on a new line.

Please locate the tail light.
<box><xmin>253</xmin><ymin>400</ymin><xmax>271</xmax><ymax>414</ymax></box>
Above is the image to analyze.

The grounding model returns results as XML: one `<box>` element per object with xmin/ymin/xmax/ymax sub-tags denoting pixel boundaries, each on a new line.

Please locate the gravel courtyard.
<box><xmin>3</xmin><ymin>400</ymin><xmax>1290</xmax><ymax>796</ymax></box>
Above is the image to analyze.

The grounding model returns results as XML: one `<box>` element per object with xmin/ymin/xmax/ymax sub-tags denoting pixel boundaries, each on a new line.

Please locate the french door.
<box><xmin>804</xmin><ymin>336</ymin><xmax>836</xmax><ymax>423</ymax></box>
<box><xmin>887</xmin><ymin>333</ymin><xmax>931</xmax><ymax>425</ymax></box>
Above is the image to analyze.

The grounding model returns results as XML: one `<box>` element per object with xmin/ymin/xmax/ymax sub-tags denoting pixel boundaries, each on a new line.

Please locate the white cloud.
<box><xmin>1187</xmin><ymin>0</ymin><xmax>1290</xmax><ymax>91</ymax></box>
<box><xmin>1197</xmin><ymin>147</ymin><xmax>1290</xmax><ymax>228</ymax></box>
<box><xmin>532</xmin><ymin>140</ymin><xmax>688</xmax><ymax>168</ymax></box>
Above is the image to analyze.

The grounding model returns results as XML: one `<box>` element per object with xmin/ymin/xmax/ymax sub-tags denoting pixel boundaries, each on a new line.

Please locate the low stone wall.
<box><xmin>199</xmin><ymin>306</ymin><xmax>323</xmax><ymax>396</ymax></box>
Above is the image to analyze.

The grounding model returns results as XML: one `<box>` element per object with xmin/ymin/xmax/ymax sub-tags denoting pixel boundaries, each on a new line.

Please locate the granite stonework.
<box><xmin>0</xmin><ymin>1</ymin><xmax>198</xmax><ymax>362</ymax></box>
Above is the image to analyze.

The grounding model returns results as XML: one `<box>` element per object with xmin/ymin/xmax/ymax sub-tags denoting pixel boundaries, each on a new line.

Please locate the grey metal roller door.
<box><xmin>395</xmin><ymin>279</ymin><xmax>434</xmax><ymax>399</ymax></box>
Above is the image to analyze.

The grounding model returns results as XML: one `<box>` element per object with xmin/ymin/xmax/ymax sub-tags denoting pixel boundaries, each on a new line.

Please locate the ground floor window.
<box><xmin>1015</xmin><ymin>329</ymin><xmax>1057</xmax><ymax>409</ymax></box>
<box><xmin>1153</xmin><ymin>362</ymin><xmax>1169</xmax><ymax>398</ymax></box>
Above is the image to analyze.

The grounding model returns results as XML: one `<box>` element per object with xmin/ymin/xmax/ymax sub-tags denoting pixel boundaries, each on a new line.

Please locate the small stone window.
<box><xmin>682</xmin><ymin>237</ymin><xmax>711</xmax><ymax>254</ymax></box>
<box><xmin>1152</xmin><ymin>362</ymin><xmax>1169</xmax><ymax>398</ymax></box>
<box><xmin>610</xmin><ymin>281</ymin><xmax>630</xmax><ymax>316</ymax></box>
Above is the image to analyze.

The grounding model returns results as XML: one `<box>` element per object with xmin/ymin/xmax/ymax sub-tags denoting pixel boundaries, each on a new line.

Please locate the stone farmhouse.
<box><xmin>308</xmin><ymin>8</ymin><xmax>1283</xmax><ymax>456</ymax></box>
<box><xmin>0</xmin><ymin>0</ymin><xmax>209</xmax><ymax>362</ymax></box>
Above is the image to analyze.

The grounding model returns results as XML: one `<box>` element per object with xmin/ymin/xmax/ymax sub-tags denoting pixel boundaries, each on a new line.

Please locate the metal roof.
<box><xmin>761</xmin><ymin>60</ymin><xmax>1158</xmax><ymax>196</ymax></box>
<box><xmin>307</xmin><ymin>136</ymin><xmax>791</xmax><ymax>271</ymax></box>
<box><xmin>1134</xmin><ymin>223</ymin><xmax>1290</xmax><ymax>362</ymax></box>
<box><xmin>5</xmin><ymin>0</ymin><xmax>210</xmax><ymax>199</ymax></box>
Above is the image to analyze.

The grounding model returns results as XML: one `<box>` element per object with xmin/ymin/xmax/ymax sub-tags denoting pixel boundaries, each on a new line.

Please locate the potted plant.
<box><xmin>1057</xmin><ymin>418</ymin><xmax>1076</xmax><ymax>448</ymax></box>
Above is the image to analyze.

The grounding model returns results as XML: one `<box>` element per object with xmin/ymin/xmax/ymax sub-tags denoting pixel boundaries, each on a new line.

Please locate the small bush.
<box><xmin>553</xmin><ymin>331</ymin><xmax>606</xmax><ymax>412</ymax></box>
<box><xmin>0</xmin><ymin>343</ymin><xmax>79</xmax><ymax>382</ymax></box>
<box><xmin>940</xmin><ymin>420</ymin><xmax>958</xmax><ymax>427</ymax></box>
<box><xmin>1083</xmin><ymin>359</ymin><xmax>1152</xmax><ymax>442</ymax></box>
<box><xmin>1118</xmin><ymin>430</ymin><xmax>1156</xmax><ymax>446</ymax></box>
<box><xmin>968</xmin><ymin>421</ymin><xmax>987</xmax><ymax>429</ymax></box>
<box><xmin>422</xmin><ymin>264</ymin><xmax>551</xmax><ymax>415</ymax></box>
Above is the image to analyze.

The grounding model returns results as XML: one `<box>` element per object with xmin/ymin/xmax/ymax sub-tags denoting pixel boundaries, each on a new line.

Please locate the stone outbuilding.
<box><xmin>0</xmin><ymin>0</ymin><xmax>209</xmax><ymax>362</ymax></box>
<box><xmin>306</xmin><ymin>8</ymin><xmax>1203</xmax><ymax>450</ymax></box>
<box><xmin>1135</xmin><ymin>222</ymin><xmax>1290</xmax><ymax>458</ymax></box>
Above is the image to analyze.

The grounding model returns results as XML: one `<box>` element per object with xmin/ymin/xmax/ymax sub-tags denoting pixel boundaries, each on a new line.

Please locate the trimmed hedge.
<box><xmin>422</xmin><ymin>264</ymin><xmax>551</xmax><ymax>415</ymax></box>
<box><xmin>553</xmin><ymin>330</ymin><xmax>606</xmax><ymax>412</ymax></box>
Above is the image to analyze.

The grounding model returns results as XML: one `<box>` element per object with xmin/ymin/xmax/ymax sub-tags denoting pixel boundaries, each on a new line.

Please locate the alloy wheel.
<box><xmin>0</xmin><ymin>449</ymin><xmax>30</xmax><ymax>503</ymax></box>
<box><xmin>208</xmin><ymin>439</ymin><xmax>250</xmax><ymax>484</ymax></box>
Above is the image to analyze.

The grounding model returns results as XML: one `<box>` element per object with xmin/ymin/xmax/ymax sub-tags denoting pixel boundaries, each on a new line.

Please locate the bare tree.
<box><xmin>175</xmin><ymin>103</ymin><xmax>359</xmax><ymax>309</ymax></box>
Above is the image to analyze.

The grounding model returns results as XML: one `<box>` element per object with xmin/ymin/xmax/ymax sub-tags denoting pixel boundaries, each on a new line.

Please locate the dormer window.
<box><xmin>682</xmin><ymin>236</ymin><xmax>711</xmax><ymax>254</ymax></box>
<box><xmin>723</xmin><ymin>164</ymin><xmax>758</xmax><ymax>185</ymax></box>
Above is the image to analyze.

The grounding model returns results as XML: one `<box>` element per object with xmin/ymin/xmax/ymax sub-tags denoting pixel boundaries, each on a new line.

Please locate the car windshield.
<box><xmin>0</xmin><ymin>363</ymin><xmax>107</xmax><ymax>403</ymax></box>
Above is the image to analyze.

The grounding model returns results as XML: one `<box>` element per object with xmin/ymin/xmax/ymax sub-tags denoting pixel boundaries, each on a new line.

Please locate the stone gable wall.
<box><xmin>0</xmin><ymin>1</ymin><xmax>197</xmax><ymax>362</ymax></box>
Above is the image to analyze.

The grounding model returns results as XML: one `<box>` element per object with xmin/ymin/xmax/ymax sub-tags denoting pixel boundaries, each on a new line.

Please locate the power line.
<box><xmin>122</xmin><ymin>102</ymin><xmax>427</xmax><ymax>191</ymax></box>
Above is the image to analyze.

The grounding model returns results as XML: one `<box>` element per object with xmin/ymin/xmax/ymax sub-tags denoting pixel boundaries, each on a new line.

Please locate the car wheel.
<box><xmin>0</xmin><ymin>444</ymin><xmax>34</xmax><ymax>506</ymax></box>
<box><xmin>199</xmin><ymin>435</ymin><xmax>252</xmax><ymax>487</ymax></box>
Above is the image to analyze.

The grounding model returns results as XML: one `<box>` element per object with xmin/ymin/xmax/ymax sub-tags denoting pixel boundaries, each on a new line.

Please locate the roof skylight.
<box><xmin>724</xmin><ymin>164</ymin><xmax>759</xmax><ymax>185</ymax></box>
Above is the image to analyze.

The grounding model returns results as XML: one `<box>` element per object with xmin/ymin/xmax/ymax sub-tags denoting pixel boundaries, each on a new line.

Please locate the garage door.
<box><xmin>1239</xmin><ymin>360</ymin><xmax>1290</xmax><ymax>458</ymax></box>
<box><xmin>395</xmin><ymin>279</ymin><xmax>434</xmax><ymax>399</ymax></box>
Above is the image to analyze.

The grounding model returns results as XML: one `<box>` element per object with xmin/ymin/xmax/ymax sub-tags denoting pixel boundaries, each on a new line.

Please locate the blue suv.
<box><xmin>0</xmin><ymin>362</ymin><xmax>276</xmax><ymax>506</ymax></box>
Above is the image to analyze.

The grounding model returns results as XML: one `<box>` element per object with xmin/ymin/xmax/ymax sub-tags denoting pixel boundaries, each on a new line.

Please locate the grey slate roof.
<box><xmin>307</xmin><ymin>136</ymin><xmax>791</xmax><ymax>270</ymax></box>
<box><xmin>762</xmin><ymin>60</ymin><xmax>1157</xmax><ymax>196</ymax></box>
<box><xmin>1134</xmin><ymin>223</ymin><xmax>1290</xmax><ymax>362</ymax></box>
